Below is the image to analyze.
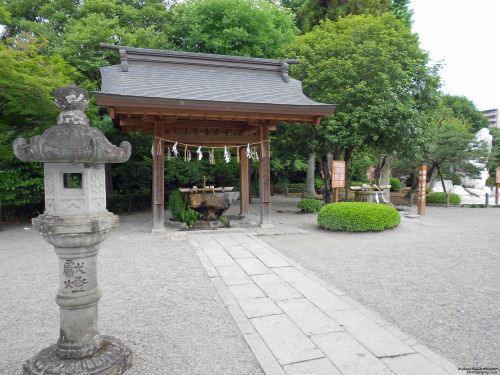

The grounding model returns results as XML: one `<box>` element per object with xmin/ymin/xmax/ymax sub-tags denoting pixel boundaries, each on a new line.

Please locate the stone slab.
<box><xmin>202</xmin><ymin>247</ymin><xmax>237</xmax><ymax>267</ymax></box>
<box><xmin>276</xmin><ymin>298</ymin><xmax>343</xmax><ymax>335</ymax></box>
<box><xmin>255</xmin><ymin>253</ymin><xmax>290</xmax><ymax>268</ymax></box>
<box><xmin>213</xmin><ymin>235</ymin><xmax>240</xmax><ymax>247</ymax></box>
<box><xmin>243</xmin><ymin>332</ymin><xmax>286</xmax><ymax>375</ymax></box>
<box><xmin>228</xmin><ymin>284</ymin><xmax>266</xmax><ymax>300</ymax></box>
<box><xmin>291</xmin><ymin>282</ymin><xmax>353</xmax><ymax>311</ymax></box>
<box><xmin>411</xmin><ymin>345</ymin><xmax>461</xmax><ymax>375</ymax></box>
<box><xmin>225</xmin><ymin>245</ymin><xmax>255</xmax><ymax>259</ymax></box>
<box><xmin>227</xmin><ymin>303</ymin><xmax>255</xmax><ymax>335</ymax></box>
<box><xmin>327</xmin><ymin>310</ymin><xmax>414</xmax><ymax>358</ymax></box>
<box><xmin>312</xmin><ymin>332</ymin><xmax>394</xmax><ymax>375</ymax></box>
<box><xmin>252</xmin><ymin>274</ymin><xmax>303</xmax><ymax>301</ymax></box>
<box><xmin>243</xmin><ymin>242</ymin><xmax>272</xmax><ymax>256</ymax></box>
<box><xmin>381</xmin><ymin>353</ymin><xmax>451</xmax><ymax>375</ymax></box>
<box><xmin>217</xmin><ymin>265</ymin><xmax>253</xmax><ymax>286</ymax></box>
<box><xmin>272</xmin><ymin>267</ymin><xmax>311</xmax><ymax>283</ymax></box>
<box><xmin>210</xmin><ymin>277</ymin><xmax>237</xmax><ymax>307</ymax></box>
<box><xmin>195</xmin><ymin>250</ymin><xmax>218</xmax><ymax>278</ymax></box>
<box><xmin>283</xmin><ymin>358</ymin><xmax>342</xmax><ymax>375</ymax></box>
<box><xmin>251</xmin><ymin>314</ymin><xmax>324</xmax><ymax>366</ymax></box>
<box><xmin>238</xmin><ymin>297</ymin><xmax>283</xmax><ymax>319</ymax></box>
<box><xmin>237</xmin><ymin>258</ymin><xmax>272</xmax><ymax>275</ymax></box>
<box><xmin>232</xmin><ymin>235</ymin><xmax>256</xmax><ymax>244</ymax></box>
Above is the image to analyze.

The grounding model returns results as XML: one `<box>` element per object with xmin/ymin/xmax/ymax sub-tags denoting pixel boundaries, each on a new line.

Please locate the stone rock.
<box><xmin>188</xmin><ymin>191</ymin><xmax>240</xmax><ymax>220</ymax></box>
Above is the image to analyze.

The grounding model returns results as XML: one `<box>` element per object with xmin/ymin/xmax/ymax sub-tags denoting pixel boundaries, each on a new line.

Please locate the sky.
<box><xmin>410</xmin><ymin>0</ymin><xmax>500</xmax><ymax>111</ymax></box>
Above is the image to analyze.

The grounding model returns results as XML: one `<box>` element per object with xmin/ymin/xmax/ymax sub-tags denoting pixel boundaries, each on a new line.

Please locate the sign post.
<box><xmin>331</xmin><ymin>161</ymin><xmax>346</xmax><ymax>203</ymax></box>
<box><xmin>417</xmin><ymin>165</ymin><xmax>427</xmax><ymax>215</ymax></box>
<box><xmin>495</xmin><ymin>167</ymin><xmax>500</xmax><ymax>205</ymax></box>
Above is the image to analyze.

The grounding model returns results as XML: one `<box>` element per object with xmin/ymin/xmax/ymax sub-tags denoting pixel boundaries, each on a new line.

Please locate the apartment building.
<box><xmin>482</xmin><ymin>108</ymin><xmax>498</xmax><ymax>128</ymax></box>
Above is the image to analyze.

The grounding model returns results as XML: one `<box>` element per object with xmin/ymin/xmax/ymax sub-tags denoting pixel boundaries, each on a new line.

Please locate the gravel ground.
<box><xmin>250</xmin><ymin>197</ymin><xmax>500</xmax><ymax>369</ymax></box>
<box><xmin>0</xmin><ymin>212</ymin><xmax>263</xmax><ymax>375</ymax></box>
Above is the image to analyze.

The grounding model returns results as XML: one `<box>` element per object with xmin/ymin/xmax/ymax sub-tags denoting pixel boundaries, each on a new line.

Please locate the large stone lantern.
<box><xmin>13</xmin><ymin>84</ymin><xmax>133</xmax><ymax>374</ymax></box>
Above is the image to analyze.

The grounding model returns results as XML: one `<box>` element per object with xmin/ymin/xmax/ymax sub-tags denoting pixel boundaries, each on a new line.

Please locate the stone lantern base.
<box><xmin>23</xmin><ymin>336</ymin><xmax>132</xmax><ymax>375</ymax></box>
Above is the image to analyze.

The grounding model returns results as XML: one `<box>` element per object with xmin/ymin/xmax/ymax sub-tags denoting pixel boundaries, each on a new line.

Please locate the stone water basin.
<box><xmin>179</xmin><ymin>187</ymin><xmax>240</xmax><ymax>221</ymax></box>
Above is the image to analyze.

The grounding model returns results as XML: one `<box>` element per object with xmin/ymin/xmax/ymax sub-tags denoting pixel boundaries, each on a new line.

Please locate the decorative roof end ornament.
<box><xmin>119</xmin><ymin>48</ymin><xmax>129</xmax><ymax>72</ymax></box>
<box><xmin>281</xmin><ymin>61</ymin><xmax>290</xmax><ymax>83</ymax></box>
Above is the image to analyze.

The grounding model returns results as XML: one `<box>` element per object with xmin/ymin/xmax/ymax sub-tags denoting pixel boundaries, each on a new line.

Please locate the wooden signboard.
<box><xmin>417</xmin><ymin>165</ymin><xmax>427</xmax><ymax>215</ymax></box>
<box><xmin>331</xmin><ymin>161</ymin><xmax>346</xmax><ymax>188</ymax></box>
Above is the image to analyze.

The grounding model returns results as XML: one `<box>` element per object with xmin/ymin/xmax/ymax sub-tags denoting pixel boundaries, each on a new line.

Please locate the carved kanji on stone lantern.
<box><xmin>13</xmin><ymin>83</ymin><xmax>133</xmax><ymax>374</ymax></box>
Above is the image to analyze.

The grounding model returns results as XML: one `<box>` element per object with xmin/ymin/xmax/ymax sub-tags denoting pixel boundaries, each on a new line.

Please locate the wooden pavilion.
<box><xmin>94</xmin><ymin>44</ymin><xmax>336</xmax><ymax>231</ymax></box>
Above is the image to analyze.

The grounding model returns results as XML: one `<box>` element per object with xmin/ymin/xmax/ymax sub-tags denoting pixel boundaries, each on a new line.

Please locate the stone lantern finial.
<box><xmin>14</xmin><ymin>84</ymin><xmax>133</xmax><ymax>374</ymax></box>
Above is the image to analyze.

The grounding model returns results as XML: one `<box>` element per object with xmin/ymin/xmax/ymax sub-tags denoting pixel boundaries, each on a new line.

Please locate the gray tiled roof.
<box><xmin>99</xmin><ymin>64</ymin><xmax>328</xmax><ymax>107</ymax></box>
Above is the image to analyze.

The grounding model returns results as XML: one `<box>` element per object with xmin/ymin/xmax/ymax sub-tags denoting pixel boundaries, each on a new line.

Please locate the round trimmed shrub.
<box><xmin>317</xmin><ymin>202</ymin><xmax>400</xmax><ymax>232</ymax></box>
<box><xmin>297</xmin><ymin>198</ymin><xmax>322</xmax><ymax>213</ymax></box>
<box><xmin>426</xmin><ymin>192</ymin><xmax>461</xmax><ymax>205</ymax></box>
<box><xmin>390</xmin><ymin>178</ymin><xmax>402</xmax><ymax>191</ymax></box>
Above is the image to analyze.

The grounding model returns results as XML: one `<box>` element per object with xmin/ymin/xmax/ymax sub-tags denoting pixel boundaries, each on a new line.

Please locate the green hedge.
<box><xmin>317</xmin><ymin>202</ymin><xmax>400</xmax><ymax>232</ymax></box>
<box><xmin>107</xmin><ymin>193</ymin><xmax>152</xmax><ymax>213</ymax></box>
<box><xmin>426</xmin><ymin>192</ymin><xmax>461</xmax><ymax>205</ymax></box>
<box><xmin>0</xmin><ymin>201</ymin><xmax>44</xmax><ymax>223</ymax></box>
<box><xmin>390</xmin><ymin>178</ymin><xmax>402</xmax><ymax>191</ymax></box>
<box><xmin>297</xmin><ymin>199</ymin><xmax>322</xmax><ymax>213</ymax></box>
<box><xmin>168</xmin><ymin>190</ymin><xmax>199</xmax><ymax>226</ymax></box>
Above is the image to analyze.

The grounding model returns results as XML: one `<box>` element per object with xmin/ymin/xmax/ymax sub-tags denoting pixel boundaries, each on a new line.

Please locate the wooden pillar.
<box><xmin>259</xmin><ymin>125</ymin><xmax>272</xmax><ymax>226</ymax></box>
<box><xmin>240</xmin><ymin>146</ymin><xmax>249</xmax><ymax>215</ymax></box>
<box><xmin>417</xmin><ymin>165</ymin><xmax>427</xmax><ymax>216</ymax></box>
<box><xmin>152</xmin><ymin>120</ymin><xmax>165</xmax><ymax>232</ymax></box>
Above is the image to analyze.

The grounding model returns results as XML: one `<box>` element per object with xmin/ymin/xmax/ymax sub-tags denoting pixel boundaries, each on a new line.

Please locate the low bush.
<box><xmin>317</xmin><ymin>202</ymin><xmax>400</xmax><ymax>232</ymax></box>
<box><xmin>390</xmin><ymin>178</ymin><xmax>402</xmax><ymax>191</ymax></box>
<box><xmin>107</xmin><ymin>193</ymin><xmax>152</xmax><ymax>213</ymax></box>
<box><xmin>426</xmin><ymin>192</ymin><xmax>461</xmax><ymax>205</ymax></box>
<box><xmin>314</xmin><ymin>178</ymin><xmax>324</xmax><ymax>190</ymax></box>
<box><xmin>297</xmin><ymin>198</ymin><xmax>322</xmax><ymax>213</ymax></box>
<box><xmin>168</xmin><ymin>190</ymin><xmax>199</xmax><ymax>226</ymax></box>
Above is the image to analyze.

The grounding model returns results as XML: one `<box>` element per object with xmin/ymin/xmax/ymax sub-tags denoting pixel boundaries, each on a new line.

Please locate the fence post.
<box><xmin>409</xmin><ymin>192</ymin><xmax>414</xmax><ymax>207</ymax></box>
<box><xmin>284</xmin><ymin>181</ymin><xmax>288</xmax><ymax>197</ymax></box>
<box><xmin>485</xmin><ymin>193</ymin><xmax>489</xmax><ymax>208</ymax></box>
<box><xmin>446</xmin><ymin>193</ymin><xmax>450</xmax><ymax>208</ymax></box>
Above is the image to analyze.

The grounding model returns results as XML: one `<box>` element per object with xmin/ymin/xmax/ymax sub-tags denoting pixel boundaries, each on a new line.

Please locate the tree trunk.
<box><xmin>305</xmin><ymin>152</ymin><xmax>316</xmax><ymax>197</ymax></box>
<box><xmin>343</xmin><ymin>147</ymin><xmax>354</xmax><ymax>200</ymax></box>
<box><xmin>427</xmin><ymin>164</ymin><xmax>438</xmax><ymax>190</ymax></box>
<box><xmin>378</xmin><ymin>155</ymin><xmax>392</xmax><ymax>203</ymax></box>
<box><xmin>437</xmin><ymin>165</ymin><xmax>447</xmax><ymax>193</ymax></box>
<box><xmin>321</xmin><ymin>152</ymin><xmax>334</xmax><ymax>203</ymax></box>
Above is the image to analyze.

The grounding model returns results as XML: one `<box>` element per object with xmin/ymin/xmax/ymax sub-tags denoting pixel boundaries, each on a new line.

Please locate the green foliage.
<box><xmin>390</xmin><ymin>178</ymin><xmax>402</xmax><ymax>191</ymax></box>
<box><xmin>388</xmin><ymin>0</ymin><xmax>413</xmax><ymax>28</ymax></box>
<box><xmin>168</xmin><ymin>0</ymin><xmax>298</xmax><ymax>58</ymax></box>
<box><xmin>284</xmin><ymin>14</ymin><xmax>440</xmax><ymax>160</ymax></box>
<box><xmin>424</xmin><ymin>124</ymin><xmax>489</xmax><ymax>184</ymax></box>
<box><xmin>317</xmin><ymin>202</ymin><xmax>400</xmax><ymax>232</ymax></box>
<box><xmin>441</xmin><ymin>95</ymin><xmax>489</xmax><ymax>132</ymax></box>
<box><xmin>427</xmin><ymin>192</ymin><xmax>461</xmax><ymax>205</ymax></box>
<box><xmin>299</xmin><ymin>0</ymin><xmax>391</xmax><ymax>32</ymax></box>
<box><xmin>314</xmin><ymin>178</ymin><xmax>323</xmax><ymax>190</ymax></box>
<box><xmin>0</xmin><ymin>35</ymin><xmax>81</xmax><ymax>130</ymax></box>
<box><xmin>297</xmin><ymin>198</ymin><xmax>322</xmax><ymax>213</ymax></box>
<box><xmin>168</xmin><ymin>190</ymin><xmax>199</xmax><ymax>226</ymax></box>
<box><xmin>107</xmin><ymin>192</ymin><xmax>151</xmax><ymax>213</ymax></box>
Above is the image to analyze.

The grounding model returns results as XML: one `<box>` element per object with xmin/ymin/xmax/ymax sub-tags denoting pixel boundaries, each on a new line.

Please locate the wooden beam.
<box><xmin>152</xmin><ymin>120</ymin><xmax>165</xmax><ymax>231</ymax></box>
<box><xmin>259</xmin><ymin>124</ymin><xmax>271</xmax><ymax>226</ymax></box>
<box><xmin>240</xmin><ymin>147</ymin><xmax>249</xmax><ymax>215</ymax></box>
<box><xmin>161</xmin><ymin>133</ymin><xmax>260</xmax><ymax>146</ymax></box>
<box><xmin>111</xmin><ymin>106</ymin><xmax>318</xmax><ymax>125</ymax></box>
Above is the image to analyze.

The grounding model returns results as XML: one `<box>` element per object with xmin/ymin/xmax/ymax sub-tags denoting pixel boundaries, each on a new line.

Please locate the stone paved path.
<box><xmin>189</xmin><ymin>230</ymin><xmax>460</xmax><ymax>375</ymax></box>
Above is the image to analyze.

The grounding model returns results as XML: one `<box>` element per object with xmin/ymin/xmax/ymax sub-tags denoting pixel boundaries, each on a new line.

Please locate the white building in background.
<box><xmin>482</xmin><ymin>109</ymin><xmax>498</xmax><ymax>128</ymax></box>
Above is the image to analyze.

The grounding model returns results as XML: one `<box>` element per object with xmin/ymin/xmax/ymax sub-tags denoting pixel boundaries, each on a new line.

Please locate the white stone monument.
<box><xmin>13</xmin><ymin>83</ymin><xmax>133</xmax><ymax>374</ymax></box>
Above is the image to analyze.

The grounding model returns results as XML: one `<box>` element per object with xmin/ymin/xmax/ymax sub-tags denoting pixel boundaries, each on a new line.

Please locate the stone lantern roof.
<box><xmin>13</xmin><ymin>83</ymin><xmax>131</xmax><ymax>163</ymax></box>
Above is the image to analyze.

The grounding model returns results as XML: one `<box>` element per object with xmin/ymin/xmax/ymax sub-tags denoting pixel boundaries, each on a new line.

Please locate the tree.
<box><xmin>388</xmin><ymin>0</ymin><xmax>413</xmax><ymax>28</ymax></box>
<box><xmin>3</xmin><ymin>0</ymin><xmax>174</xmax><ymax>81</ymax></box>
<box><xmin>299</xmin><ymin>0</ymin><xmax>391</xmax><ymax>32</ymax></box>
<box><xmin>424</xmin><ymin>122</ymin><xmax>489</xmax><ymax>192</ymax></box>
<box><xmin>441</xmin><ymin>95</ymin><xmax>489</xmax><ymax>132</ymax></box>
<box><xmin>167</xmin><ymin>0</ymin><xmax>298</xmax><ymax>58</ymax></box>
<box><xmin>283</xmin><ymin>14</ymin><xmax>441</xmax><ymax>202</ymax></box>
